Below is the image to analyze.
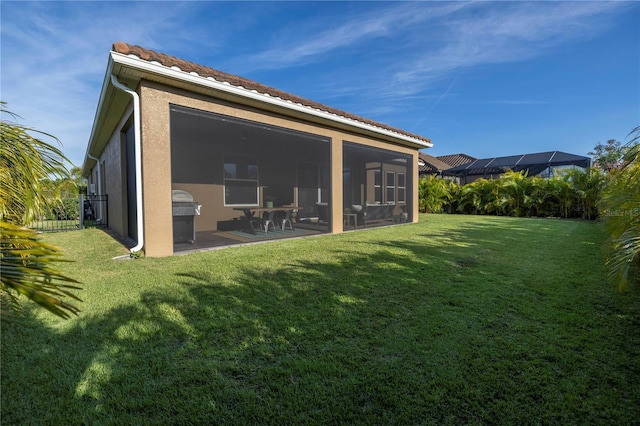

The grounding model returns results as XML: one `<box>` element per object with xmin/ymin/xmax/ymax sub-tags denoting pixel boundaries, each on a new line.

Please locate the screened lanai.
<box><xmin>170</xmin><ymin>105</ymin><xmax>332</xmax><ymax>251</ymax></box>
<box><xmin>442</xmin><ymin>151</ymin><xmax>591</xmax><ymax>184</ymax></box>
<box><xmin>343</xmin><ymin>142</ymin><xmax>413</xmax><ymax>226</ymax></box>
<box><xmin>169</xmin><ymin>106</ymin><xmax>414</xmax><ymax>252</ymax></box>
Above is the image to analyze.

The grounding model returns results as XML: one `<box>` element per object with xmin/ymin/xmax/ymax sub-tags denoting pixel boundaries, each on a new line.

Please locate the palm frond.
<box><xmin>599</xmin><ymin>125</ymin><xmax>640</xmax><ymax>291</ymax></box>
<box><xmin>0</xmin><ymin>102</ymin><xmax>72</xmax><ymax>225</ymax></box>
<box><xmin>0</xmin><ymin>217</ymin><xmax>82</xmax><ymax>319</ymax></box>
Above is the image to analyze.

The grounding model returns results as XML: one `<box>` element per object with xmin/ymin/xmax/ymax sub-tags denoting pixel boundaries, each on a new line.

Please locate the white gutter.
<box><xmin>111</xmin><ymin>52</ymin><xmax>433</xmax><ymax>149</ymax></box>
<box><xmin>110</xmin><ymin>75</ymin><xmax>144</xmax><ymax>254</ymax></box>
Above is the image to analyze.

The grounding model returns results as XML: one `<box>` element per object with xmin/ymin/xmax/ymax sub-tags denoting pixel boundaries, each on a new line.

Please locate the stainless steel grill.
<box><xmin>172</xmin><ymin>190</ymin><xmax>201</xmax><ymax>244</ymax></box>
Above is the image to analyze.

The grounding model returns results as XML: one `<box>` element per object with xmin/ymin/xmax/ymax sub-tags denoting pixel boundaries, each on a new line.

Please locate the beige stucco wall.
<box><xmin>137</xmin><ymin>80</ymin><xmax>420</xmax><ymax>257</ymax></box>
<box><xmin>88</xmin><ymin>104</ymin><xmax>132</xmax><ymax>241</ymax></box>
<box><xmin>139</xmin><ymin>84</ymin><xmax>174</xmax><ymax>257</ymax></box>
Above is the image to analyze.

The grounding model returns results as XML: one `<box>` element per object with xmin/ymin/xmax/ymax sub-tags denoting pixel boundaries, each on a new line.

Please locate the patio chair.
<box><xmin>259</xmin><ymin>210</ymin><xmax>277</xmax><ymax>235</ymax></box>
<box><xmin>279</xmin><ymin>209</ymin><xmax>295</xmax><ymax>232</ymax></box>
<box><xmin>316</xmin><ymin>202</ymin><xmax>329</xmax><ymax>227</ymax></box>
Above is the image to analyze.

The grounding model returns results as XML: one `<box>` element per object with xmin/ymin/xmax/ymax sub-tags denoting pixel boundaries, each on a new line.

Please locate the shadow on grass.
<box><xmin>3</xmin><ymin>217</ymin><xmax>639</xmax><ymax>424</ymax></box>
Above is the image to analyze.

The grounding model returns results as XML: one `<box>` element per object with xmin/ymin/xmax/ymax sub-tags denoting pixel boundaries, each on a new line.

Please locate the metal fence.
<box><xmin>31</xmin><ymin>194</ymin><xmax>108</xmax><ymax>233</ymax></box>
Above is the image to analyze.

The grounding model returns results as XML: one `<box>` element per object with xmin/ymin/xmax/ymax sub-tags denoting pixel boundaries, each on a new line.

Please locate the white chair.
<box><xmin>259</xmin><ymin>210</ymin><xmax>277</xmax><ymax>235</ymax></box>
<box><xmin>280</xmin><ymin>209</ymin><xmax>295</xmax><ymax>232</ymax></box>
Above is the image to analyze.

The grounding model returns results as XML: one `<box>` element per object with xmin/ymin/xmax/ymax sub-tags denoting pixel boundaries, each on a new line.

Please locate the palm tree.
<box><xmin>562</xmin><ymin>167</ymin><xmax>605</xmax><ymax>220</ymax></box>
<box><xmin>456</xmin><ymin>178</ymin><xmax>498</xmax><ymax>215</ymax></box>
<box><xmin>1</xmin><ymin>107</ymin><xmax>72</xmax><ymax>224</ymax></box>
<box><xmin>528</xmin><ymin>175</ymin><xmax>557</xmax><ymax>217</ymax></box>
<box><xmin>1</xmin><ymin>102</ymin><xmax>81</xmax><ymax>319</ymax></box>
<box><xmin>496</xmin><ymin>170</ymin><xmax>533</xmax><ymax>217</ymax></box>
<box><xmin>552</xmin><ymin>177</ymin><xmax>575</xmax><ymax>219</ymax></box>
<box><xmin>600</xmin><ymin>126</ymin><xmax>640</xmax><ymax>291</ymax></box>
<box><xmin>418</xmin><ymin>175</ymin><xmax>455</xmax><ymax>213</ymax></box>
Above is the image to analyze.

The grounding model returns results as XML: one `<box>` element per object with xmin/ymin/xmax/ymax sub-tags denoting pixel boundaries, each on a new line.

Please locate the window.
<box><xmin>397</xmin><ymin>173</ymin><xmax>406</xmax><ymax>203</ymax></box>
<box><xmin>374</xmin><ymin>170</ymin><xmax>382</xmax><ymax>203</ymax></box>
<box><xmin>224</xmin><ymin>155</ymin><xmax>258</xmax><ymax>205</ymax></box>
<box><xmin>386</xmin><ymin>171</ymin><xmax>395</xmax><ymax>203</ymax></box>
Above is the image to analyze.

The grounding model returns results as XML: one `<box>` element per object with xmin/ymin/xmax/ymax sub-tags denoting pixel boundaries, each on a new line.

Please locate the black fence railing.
<box><xmin>31</xmin><ymin>194</ymin><xmax>108</xmax><ymax>233</ymax></box>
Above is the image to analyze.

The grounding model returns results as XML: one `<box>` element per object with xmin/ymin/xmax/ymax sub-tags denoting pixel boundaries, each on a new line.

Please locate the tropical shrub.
<box><xmin>600</xmin><ymin>126</ymin><xmax>640</xmax><ymax>291</ymax></box>
<box><xmin>528</xmin><ymin>176</ymin><xmax>561</xmax><ymax>217</ymax></box>
<box><xmin>456</xmin><ymin>178</ymin><xmax>495</xmax><ymax>215</ymax></box>
<box><xmin>44</xmin><ymin>196</ymin><xmax>81</xmax><ymax>221</ymax></box>
<box><xmin>419</xmin><ymin>168</ymin><xmax>605</xmax><ymax>220</ymax></box>
<box><xmin>561</xmin><ymin>167</ymin><xmax>606</xmax><ymax>220</ymax></box>
<box><xmin>418</xmin><ymin>175</ymin><xmax>456</xmax><ymax>213</ymax></box>
<box><xmin>495</xmin><ymin>170</ymin><xmax>534</xmax><ymax>216</ymax></box>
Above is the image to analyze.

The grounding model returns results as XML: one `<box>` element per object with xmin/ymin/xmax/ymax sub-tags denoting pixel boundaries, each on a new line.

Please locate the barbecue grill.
<box><xmin>172</xmin><ymin>190</ymin><xmax>201</xmax><ymax>244</ymax></box>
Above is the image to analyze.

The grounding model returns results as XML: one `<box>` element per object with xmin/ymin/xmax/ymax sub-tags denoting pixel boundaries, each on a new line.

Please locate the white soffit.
<box><xmin>111</xmin><ymin>52</ymin><xmax>432</xmax><ymax>149</ymax></box>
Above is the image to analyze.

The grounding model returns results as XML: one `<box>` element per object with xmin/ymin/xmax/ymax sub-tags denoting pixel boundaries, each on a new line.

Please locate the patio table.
<box><xmin>343</xmin><ymin>213</ymin><xmax>358</xmax><ymax>229</ymax></box>
<box><xmin>233</xmin><ymin>207</ymin><xmax>300</xmax><ymax>235</ymax></box>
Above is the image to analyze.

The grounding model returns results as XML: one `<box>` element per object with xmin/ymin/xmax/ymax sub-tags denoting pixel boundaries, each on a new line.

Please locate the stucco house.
<box><xmin>82</xmin><ymin>42</ymin><xmax>432</xmax><ymax>257</ymax></box>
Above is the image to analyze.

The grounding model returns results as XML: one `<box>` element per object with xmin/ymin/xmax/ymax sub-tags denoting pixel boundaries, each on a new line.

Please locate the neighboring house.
<box><xmin>436</xmin><ymin>153</ymin><xmax>477</xmax><ymax>169</ymax></box>
<box><xmin>442</xmin><ymin>151</ymin><xmax>591</xmax><ymax>185</ymax></box>
<box><xmin>418</xmin><ymin>153</ymin><xmax>454</xmax><ymax>175</ymax></box>
<box><xmin>82</xmin><ymin>42</ymin><xmax>432</xmax><ymax>257</ymax></box>
<box><xmin>418</xmin><ymin>152</ymin><xmax>476</xmax><ymax>176</ymax></box>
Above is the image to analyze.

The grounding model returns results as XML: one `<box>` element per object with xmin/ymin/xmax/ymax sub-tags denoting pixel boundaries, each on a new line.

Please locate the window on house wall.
<box><xmin>397</xmin><ymin>173</ymin><xmax>406</xmax><ymax>203</ymax></box>
<box><xmin>374</xmin><ymin>169</ymin><xmax>382</xmax><ymax>203</ymax></box>
<box><xmin>224</xmin><ymin>155</ymin><xmax>259</xmax><ymax>206</ymax></box>
<box><xmin>386</xmin><ymin>171</ymin><xmax>395</xmax><ymax>203</ymax></box>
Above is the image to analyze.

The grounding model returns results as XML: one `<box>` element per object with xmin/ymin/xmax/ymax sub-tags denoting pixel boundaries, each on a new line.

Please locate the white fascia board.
<box><xmin>82</xmin><ymin>56</ymin><xmax>116</xmax><ymax>175</ymax></box>
<box><xmin>111</xmin><ymin>52</ymin><xmax>432</xmax><ymax>149</ymax></box>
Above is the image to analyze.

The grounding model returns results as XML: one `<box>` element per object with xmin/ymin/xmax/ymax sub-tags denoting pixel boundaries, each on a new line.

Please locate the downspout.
<box><xmin>110</xmin><ymin>75</ymin><xmax>144</xmax><ymax>254</ymax></box>
<box><xmin>86</xmin><ymin>152</ymin><xmax>102</xmax><ymax>222</ymax></box>
<box><xmin>86</xmin><ymin>153</ymin><xmax>101</xmax><ymax>195</ymax></box>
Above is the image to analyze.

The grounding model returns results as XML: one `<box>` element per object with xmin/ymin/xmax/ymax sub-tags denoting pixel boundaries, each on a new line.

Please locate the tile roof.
<box><xmin>418</xmin><ymin>153</ymin><xmax>453</xmax><ymax>173</ymax></box>
<box><xmin>112</xmin><ymin>42</ymin><xmax>431</xmax><ymax>146</ymax></box>
<box><xmin>437</xmin><ymin>153</ymin><xmax>477</xmax><ymax>168</ymax></box>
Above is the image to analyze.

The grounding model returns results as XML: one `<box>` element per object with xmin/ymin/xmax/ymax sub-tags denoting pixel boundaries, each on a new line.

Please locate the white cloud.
<box><xmin>389</xmin><ymin>2</ymin><xmax>627</xmax><ymax>92</ymax></box>
<box><xmin>0</xmin><ymin>1</ymin><xmax>216</xmax><ymax>167</ymax></box>
<box><xmin>225</xmin><ymin>1</ymin><xmax>629</xmax><ymax>120</ymax></box>
<box><xmin>228</xmin><ymin>2</ymin><xmax>469</xmax><ymax>72</ymax></box>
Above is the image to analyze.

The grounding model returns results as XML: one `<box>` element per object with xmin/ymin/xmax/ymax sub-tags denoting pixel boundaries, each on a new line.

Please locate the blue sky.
<box><xmin>1</xmin><ymin>1</ymin><xmax>638</xmax><ymax>168</ymax></box>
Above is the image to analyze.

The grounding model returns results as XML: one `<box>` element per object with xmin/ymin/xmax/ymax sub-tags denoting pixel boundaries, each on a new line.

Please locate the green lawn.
<box><xmin>2</xmin><ymin>214</ymin><xmax>639</xmax><ymax>424</ymax></box>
